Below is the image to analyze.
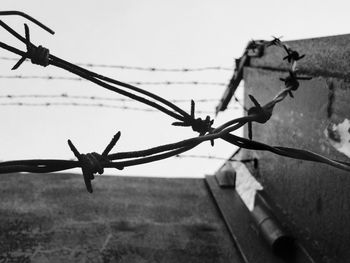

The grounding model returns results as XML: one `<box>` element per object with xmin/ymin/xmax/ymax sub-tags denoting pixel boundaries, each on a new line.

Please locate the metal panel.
<box><xmin>243</xmin><ymin>38</ymin><xmax>350</xmax><ymax>263</ymax></box>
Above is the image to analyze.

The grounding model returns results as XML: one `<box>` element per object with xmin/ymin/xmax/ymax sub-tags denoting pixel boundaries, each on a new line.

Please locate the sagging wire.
<box><xmin>0</xmin><ymin>56</ymin><xmax>233</xmax><ymax>72</ymax></box>
<box><xmin>0</xmin><ymin>11</ymin><xmax>349</xmax><ymax>193</ymax></box>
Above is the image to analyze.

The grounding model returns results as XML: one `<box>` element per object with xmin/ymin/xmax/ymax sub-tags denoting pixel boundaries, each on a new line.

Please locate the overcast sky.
<box><xmin>1</xmin><ymin>1</ymin><xmax>349</xmax><ymax>177</ymax></box>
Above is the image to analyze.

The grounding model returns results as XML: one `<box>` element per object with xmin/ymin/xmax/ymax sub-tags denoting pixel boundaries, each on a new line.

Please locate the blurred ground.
<box><xmin>0</xmin><ymin>173</ymin><xmax>242</xmax><ymax>263</ymax></box>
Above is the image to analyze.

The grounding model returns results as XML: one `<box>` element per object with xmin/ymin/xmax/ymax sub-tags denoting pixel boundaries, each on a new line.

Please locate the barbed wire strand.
<box><xmin>0</xmin><ymin>56</ymin><xmax>233</xmax><ymax>72</ymax></box>
<box><xmin>0</xmin><ymin>93</ymin><xmax>243</xmax><ymax>111</ymax></box>
<box><xmin>0</xmin><ymin>75</ymin><xmax>227</xmax><ymax>86</ymax></box>
<box><xmin>0</xmin><ymin>101</ymin><xmax>240</xmax><ymax>114</ymax></box>
<box><xmin>0</xmin><ymin>93</ymin><xmax>220</xmax><ymax>103</ymax></box>
<box><xmin>174</xmin><ymin>154</ymin><xmax>256</xmax><ymax>162</ymax></box>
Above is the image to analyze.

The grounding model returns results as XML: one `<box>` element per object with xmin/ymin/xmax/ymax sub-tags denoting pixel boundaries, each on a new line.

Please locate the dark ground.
<box><xmin>0</xmin><ymin>173</ymin><xmax>242</xmax><ymax>262</ymax></box>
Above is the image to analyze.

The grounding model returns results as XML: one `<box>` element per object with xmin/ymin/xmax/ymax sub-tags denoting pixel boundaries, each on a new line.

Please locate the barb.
<box><xmin>172</xmin><ymin>100</ymin><xmax>214</xmax><ymax>133</ymax></box>
<box><xmin>266</xmin><ymin>36</ymin><xmax>283</xmax><ymax>47</ymax></box>
<box><xmin>279</xmin><ymin>70</ymin><xmax>312</xmax><ymax>98</ymax></box>
<box><xmin>282</xmin><ymin>45</ymin><xmax>305</xmax><ymax>63</ymax></box>
<box><xmin>246</xmin><ymin>95</ymin><xmax>274</xmax><ymax>140</ymax></box>
<box><xmin>11</xmin><ymin>24</ymin><xmax>50</xmax><ymax>70</ymax></box>
<box><xmin>0</xmin><ymin>13</ymin><xmax>349</xmax><ymax>193</ymax></box>
<box><xmin>67</xmin><ymin>132</ymin><xmax>123</xmax><ymax>193</ymax></box>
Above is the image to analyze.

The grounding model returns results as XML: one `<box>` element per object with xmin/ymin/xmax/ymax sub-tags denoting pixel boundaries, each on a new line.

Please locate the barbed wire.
<box><xmin>0</xmin><ymin>12</ymin><xmax>349</xmax><ymax>193</ymax></box>
<box><xmin>0</xmin><ymin>93</ymin><xmax>243</xmax><ymax>112</ymax></box>
<box><xmin>174</xmin><ymin>154</ymin><xmax>256</xmax><ymax>162</ymax></box>
<box><xmin>0</xmin><ymin>75</ymin><xmax>227</xmax><ymax>86</ymax></box>
<box><xmin>0</xmin><ymin>56</ymin><xmax>233</xmax><ymax>72</ymax></box>
<box><xmin>0</xmin><ymin>93</ymin><xmax>221</xmax><ymax>103</ymax></box>
<box><xmin>0</xmin><ymin>101</ymin><xmax>239</xmax><ymax>114</ymax></box>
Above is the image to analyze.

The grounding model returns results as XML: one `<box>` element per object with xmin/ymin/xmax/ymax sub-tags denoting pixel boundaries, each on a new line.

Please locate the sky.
<box><xmin>1</xmin><ymin>0</ymin><xmax>350</xmax><ymax>178</ymax></box>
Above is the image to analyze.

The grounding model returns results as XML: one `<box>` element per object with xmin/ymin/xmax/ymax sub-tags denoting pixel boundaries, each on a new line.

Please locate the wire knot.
<box><xmin>266</xmin><ymin>36</ymin><xmax>283</xmax><ymax>47</ymax></box>
<box><xmin>172</xmin><ymin>100</ymin><xmax>214</xmax><ymax>145</ymax></box>
<box><xmin>282</xmin><ymin>46</ymin><xmax>305</xmax><ymax>63</ymax></box>
<box><xmin>279</xmin><ymin>70</ymin><xmax>312</xmax><ymax>98</ymax></box>
<box><xmin>68</xmin><ymin>131</ymin><xmax>123</xmax><ymax>193</ymax></box>
<box><xmin>172</xmin><ymin>100</ymin><xmax>214</xmax><ymax>134</ymax></box>
<box><xmin>28</xmin><ymin>45</ymin><xmax>50</xmax><ymax>66</ymax></box>
<box><xmin>12</xmin><ymin>23</ymin><xmax>50</xmax><ymax>70</ymax></box>
<box><xmin>247</xmin><ymin>95</ymin><xmax>273</xmax><ymax>124</ymax></box>
<box><xmin>191</xmin><ymin>116</ymin><xmax>214</xmax><ymax>135</ymax></box>
<box><xmin>247</xmin><ymin>95</ymin><xmax>274</xmax><ymax>140</ymax></box>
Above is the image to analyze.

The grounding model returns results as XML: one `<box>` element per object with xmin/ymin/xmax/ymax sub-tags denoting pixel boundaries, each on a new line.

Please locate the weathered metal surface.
<box><xmin>0</xmin><ymin>173</ymin><xmax>242</xmax><ymax>263</ymax></box>
<box><xmin>243</xmin><ymin>64</ymin><xmax>350</xmax><ymax>262</ymax></box>
<box><xmin>249</xmin><ymin>34</ymin><xmax>350</xmax><ymax>79</ymax></box>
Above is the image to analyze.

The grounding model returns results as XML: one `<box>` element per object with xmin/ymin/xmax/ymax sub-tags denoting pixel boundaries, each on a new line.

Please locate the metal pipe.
<box><xmin>251</xmin><ymin>197</ymin><xmax>295</xmax><ymax>258</ymax></box>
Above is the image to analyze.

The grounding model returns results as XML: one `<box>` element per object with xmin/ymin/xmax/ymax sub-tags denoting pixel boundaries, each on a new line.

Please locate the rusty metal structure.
<box><xmin>216</xmin><ymin>34</ymin><xmax>350</xmax><ymax>262</ymax></box>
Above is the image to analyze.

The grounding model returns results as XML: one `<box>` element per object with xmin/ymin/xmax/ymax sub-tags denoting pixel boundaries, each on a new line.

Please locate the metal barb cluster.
<box><xmin>172</xmin><ymin>101</ymin><xmax>213</xmax><ymax>133</ymax></box>
<box><xmin>172</xmin><ymin>100</ymin><xmax>214</xmax><ymax>145</ymax></box>
<box><xmin>0</xmin><ymin>11</ymin><xmax>349</xmax><ymax>192</ymax></box>
<box><xmin>279</xmin><ymin>70</ymin><xmax>312</xmax><ymax>98</ymax></box>
<box><xmin>12</xmin><ymin>24</ymin><xmax>50</xmax><ymax>70</ymax></box>
<box><xmin>68</xmin><ymin>132</ymin><xmax>123</xmax><ymax>193</ymax></box>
